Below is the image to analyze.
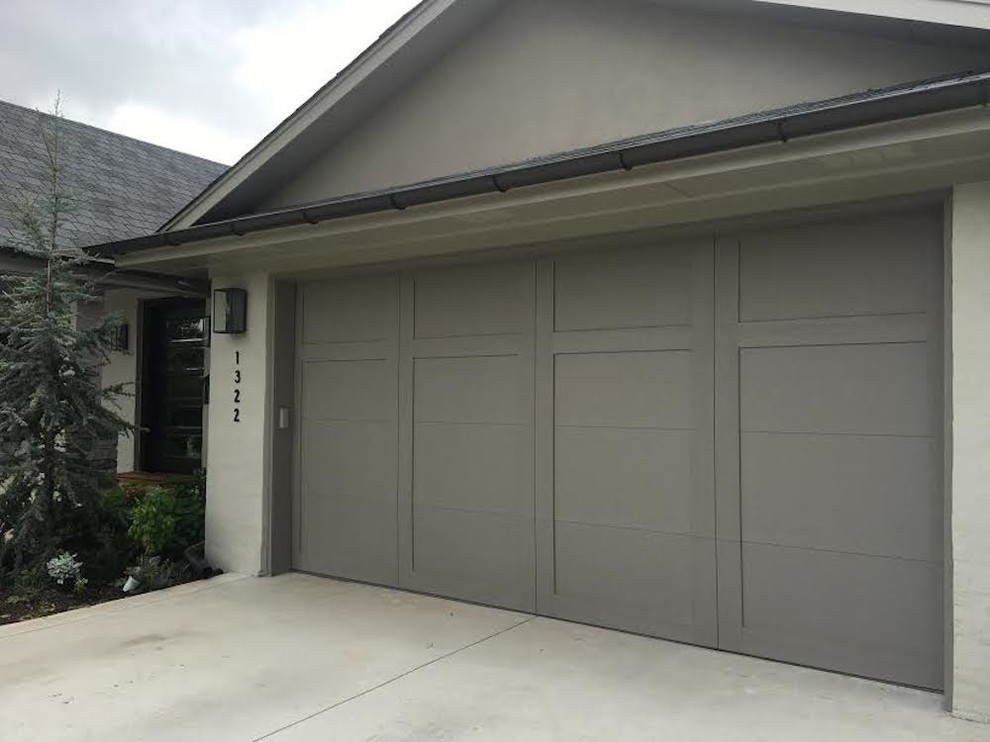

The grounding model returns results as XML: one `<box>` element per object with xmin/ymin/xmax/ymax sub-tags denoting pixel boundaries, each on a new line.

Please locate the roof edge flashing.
<box><xmin>98</xmin><ymin>69</ymin><xmax>990</xmax><ymax>259</ymax></box>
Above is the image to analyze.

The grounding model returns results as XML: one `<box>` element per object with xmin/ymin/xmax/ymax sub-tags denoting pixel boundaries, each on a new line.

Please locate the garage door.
<box><xmin>294</xmin><ymin>208</ymin><xmax>943</xmax><ymax>689</ymax></box>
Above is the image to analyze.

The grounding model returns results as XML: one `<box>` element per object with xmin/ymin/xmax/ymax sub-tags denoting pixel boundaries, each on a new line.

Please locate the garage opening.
<box><xmin>292</xmin><ymin>207</ymin><xmax>944</xmax><ymax>690</ymax></box>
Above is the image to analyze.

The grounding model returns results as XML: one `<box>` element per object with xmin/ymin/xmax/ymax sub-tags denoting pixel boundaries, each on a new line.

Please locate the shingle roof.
<box><xmin>0</xmin><ymin>99</ymin><xmax>227</xmax><ymax>250</ymax></box>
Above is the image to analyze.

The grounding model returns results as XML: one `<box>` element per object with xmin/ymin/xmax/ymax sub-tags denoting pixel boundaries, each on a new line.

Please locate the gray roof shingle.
<box><xmin>0</xmin><ymin>99</ymin><xmax>227</xmax><ymax>250</ymax></box>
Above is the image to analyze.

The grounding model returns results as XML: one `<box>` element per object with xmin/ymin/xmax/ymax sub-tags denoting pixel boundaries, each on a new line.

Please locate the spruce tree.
<box><xmin>0</xmin><ymin>103</ymin><xmax>131</xmax><ymax>582</ymax></box>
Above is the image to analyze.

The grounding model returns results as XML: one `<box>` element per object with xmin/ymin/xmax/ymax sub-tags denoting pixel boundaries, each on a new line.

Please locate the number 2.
<box><xmin>234</xmin><ymin>389</ymin><xmax>241</xmax><ymax>404</ymax></box>
<box><xmin>234</xmin><ymin>409</ymin><xmax>241</xmax><ymax>423</ymax></box>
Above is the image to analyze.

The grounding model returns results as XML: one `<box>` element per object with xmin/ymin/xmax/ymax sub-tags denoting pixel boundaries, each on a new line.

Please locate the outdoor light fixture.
<box><xmin>213</xmin><ymin>288</ymin><xmax>248</xmax><ymax>334</ymax></box>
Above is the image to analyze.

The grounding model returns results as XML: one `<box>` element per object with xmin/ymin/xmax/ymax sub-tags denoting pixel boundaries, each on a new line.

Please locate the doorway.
<box><xmin>140</xmin><ymin>298</ymin><xmax>208</xmax><ymax>474</ymax></box>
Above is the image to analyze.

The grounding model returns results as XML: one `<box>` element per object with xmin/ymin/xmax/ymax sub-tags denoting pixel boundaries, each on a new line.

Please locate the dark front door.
<box><xmin>142</xmin><ymin>299</ymin><xmax>207</xmax><ymax>474</ymax></box>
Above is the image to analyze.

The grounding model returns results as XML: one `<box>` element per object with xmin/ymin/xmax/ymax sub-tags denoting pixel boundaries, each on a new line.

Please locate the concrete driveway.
<box><xmin>1</xmin><ymin>573</ymin><xmax>986</xmax><ymax>742</ymax></box>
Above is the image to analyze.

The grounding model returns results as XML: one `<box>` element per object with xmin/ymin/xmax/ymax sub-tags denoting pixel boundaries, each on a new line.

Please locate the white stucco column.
<box><xmin>205</xmin><ymin>272</ymin><xmax>273</xmax><ymax>576</ymax></box>
<box><xmin>949</xmin><ymin>181</ymin><xmax>990</xmax><ymax>723</ymax></box>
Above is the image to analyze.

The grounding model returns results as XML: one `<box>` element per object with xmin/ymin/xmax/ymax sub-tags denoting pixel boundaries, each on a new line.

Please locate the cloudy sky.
<box><xmin>0</xmin><ymin>0</ymin><xmax>421</xmax><ymax>165</ymax></box>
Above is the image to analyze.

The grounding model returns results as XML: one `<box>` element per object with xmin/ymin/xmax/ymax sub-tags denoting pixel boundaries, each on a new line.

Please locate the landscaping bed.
<box><xmin>0</xmin><ymin>581</ymin><xmax>125</xmax><ymax>625</ymax></box>
<box><xmin>0</xmin><ymin>474</ymin><xmax>212</xmax><ymax>626</ymax></box>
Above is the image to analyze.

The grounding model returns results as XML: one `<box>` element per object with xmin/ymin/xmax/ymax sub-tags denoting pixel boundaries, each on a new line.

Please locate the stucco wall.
<box><xmin>205</xmin><ymin>273</ymin><xmax>272</xmax><ymax>576</ymax></box>
<box><xmin>949</xmin><ymin>181</ymin><xmax>990</xmax><ymax>723</ymax></box>
<box><xmin>262</xmin><ymin>0</ymin><xmax>990</xmax><ymax>209</ymax></box>
<box><xmin>102</xmin><ymin>290</ymin><xmax>143</xmax><ymax>473</ymax></box>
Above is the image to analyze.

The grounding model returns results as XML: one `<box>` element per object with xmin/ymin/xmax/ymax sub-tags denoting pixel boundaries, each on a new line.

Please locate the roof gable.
<box><xmin>0</xmin><ymin>100</ymin><xmax>226</xmax><ymax>249</ymax></box>
<box><xmin>163</xmin><ymin>0</ymin><xmax>503</xmax><ymax>231</ymax></box>
<box><xmin>170</xmin><ymin>0</ymin><xmax>990</xmax><ymax>229</ymax></box>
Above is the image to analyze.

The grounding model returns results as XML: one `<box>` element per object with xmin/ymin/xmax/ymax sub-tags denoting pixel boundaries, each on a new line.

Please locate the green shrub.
<box><xmin>128</xmin><ymin>488</ymin><xmax>178</xmax><ymax>557</ymax></box>
<box><xmin>57</xmin><ymin>486</ymin><xmax>137</xmax><ymax>584</ymax></box>
<box><xmin>170</xmin><ymin>479</ymin><xmax>206</xmax><ymax>557</ymax></box>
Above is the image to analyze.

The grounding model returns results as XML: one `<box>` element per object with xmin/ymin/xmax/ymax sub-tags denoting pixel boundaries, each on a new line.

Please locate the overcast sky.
<box><xmin>0</xmin><ymin>0</ymin><xmax>421</xmax><ymax>165</ymax></box>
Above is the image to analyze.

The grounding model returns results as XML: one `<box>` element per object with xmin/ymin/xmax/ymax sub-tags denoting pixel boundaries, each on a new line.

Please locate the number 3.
<box><xmin>234</xmin><ymin>370</ymin><xmax>241</xmax><ymax>384</ymax></box>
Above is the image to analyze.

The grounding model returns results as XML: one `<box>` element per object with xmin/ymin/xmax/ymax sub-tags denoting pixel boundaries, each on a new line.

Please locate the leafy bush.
<box><xmin>128</xmin><ymin>488</ymin><xmax>178</xmax><ymax>557</ymax></box>
<box><xmin>124</xmin><ymin>475</ymin><xmax>205</xmax><ymax>561</ymax></box>
<box><xmin>46</xmin><ymin>552</ymin><xmax>86</xmax><ymax>590</ymax></box>
<box><xmin>164</xmin><ymin>472</ymin><xmax>206</xmax><ymax>558</ymax></box>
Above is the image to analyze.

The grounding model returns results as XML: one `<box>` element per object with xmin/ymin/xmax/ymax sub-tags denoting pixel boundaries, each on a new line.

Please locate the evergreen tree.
<box><xmin>0</xmin><ymin>103</ymin><xmax>131</xmax><ymax>582</ymax></box>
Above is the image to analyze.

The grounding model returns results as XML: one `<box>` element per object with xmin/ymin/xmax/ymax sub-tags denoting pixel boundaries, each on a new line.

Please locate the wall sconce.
<box><xmin>113</xmin><ymin>322</ymin><xmax>130</xmax><ymax>352</ymax></box>
<box><xmin>213</xmin><ymin>288</ymin><xmax>247</xmax><ymax>334</ymax></box>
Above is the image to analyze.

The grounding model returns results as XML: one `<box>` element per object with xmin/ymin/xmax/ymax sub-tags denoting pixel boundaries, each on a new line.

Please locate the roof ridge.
<box><xmin>0</xmin><ymin>98</ymin><xmax>229</xmax><ymax>168</ymax></box>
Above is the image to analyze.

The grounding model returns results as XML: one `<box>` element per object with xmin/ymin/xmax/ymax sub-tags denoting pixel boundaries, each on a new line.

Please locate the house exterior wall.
<box><xmin>948</xmin><ymin>180</ymin><xmax>990</xmax><ymax>723</ymax></box>
<box><xmin>204</xmin><ymin>272</ymin><xmax>272</xmax><ymax>576</ymax></box>
<box><xmin>262</xmin><ymin>0</ymin><xmax>990</xmax><ymax>209</ymax></box>
<box><xmin>103</xmin><ymin>290</ymin><xmax>142</xmax><ymax>473</ymax></box>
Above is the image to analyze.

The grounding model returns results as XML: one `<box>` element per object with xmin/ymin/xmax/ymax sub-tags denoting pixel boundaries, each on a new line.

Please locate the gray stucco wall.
<box><xmin>262</xmin><ymin>0</ymin><xmax>990</xmax><ymax>209</ymax></box>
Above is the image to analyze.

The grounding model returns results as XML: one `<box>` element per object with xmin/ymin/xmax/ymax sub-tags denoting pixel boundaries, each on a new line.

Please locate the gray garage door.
<box><xmin>294</xmin><ymin>208</ymin><xmax>943</xmax><ymax>689</ymax></box>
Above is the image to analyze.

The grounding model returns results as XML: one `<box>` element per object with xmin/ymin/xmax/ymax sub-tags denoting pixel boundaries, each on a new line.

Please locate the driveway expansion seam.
<box><xmin>251</xmin><ymin>615</ymin><xmax>537</xmax><ymax>741</ymax></box>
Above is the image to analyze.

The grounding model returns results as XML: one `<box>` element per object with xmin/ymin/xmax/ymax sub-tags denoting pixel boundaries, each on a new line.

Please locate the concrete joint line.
<box><xmin>251</xmin><ymin>615</ymin><xmax>537</xmax><ymax>741</ymax></box>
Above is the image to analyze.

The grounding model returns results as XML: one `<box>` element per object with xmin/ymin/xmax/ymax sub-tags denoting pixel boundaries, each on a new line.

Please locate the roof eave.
<box><xmin>0</xmin><ymin>246</ymin><xmax>209</xmax><ymax>296</ymax></box>
<box><xmin>97</xmin><ymin>69</ymin><xmax>990</xmax><ymax>259</ymax></box>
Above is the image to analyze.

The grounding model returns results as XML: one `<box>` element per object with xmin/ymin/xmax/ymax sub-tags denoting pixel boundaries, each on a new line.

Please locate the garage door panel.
<box><xmin>414</xmin><ymin>355</ymin><xmax>528</xmax><ymax>425</ymax></box>
<box><xmin>302</xmin><ymin>275</ymin><xmax>398</xmax><ymax>345</ymax></box>
<box><xmin>298</xmin><ymin>491</ymin><xmax>398</xmax><ymax>587</ymax></box>
<box><xmin>555</xmin><ymin>351</ymin><xmax>693</xmax><ymax>429</ymax></box>
<box><xmin>411</xmin><ymin>507</ymin><xmax>534</xmax><ymax>611</ymax></box>
<box><xmin>555</xmin><ymin>427</ymin><xmax>693</xmax><ymax>534</ymax></box>
<box><xmin>741</xmin><ymin>543</ymin><xmax>943</xmax><ymax>687</ymax></box>
<box><xmin>739</xmin><ymin>215</ymin><xmax>935</xmax><ymax>322</ymax></box>
<box><xmin>413</xmin><ymin>422</ymin><xmax>532</xmax><ymax>517</ymax></box>
<box><xmin>295</xmin><ymin>273</ymin><xmax>400</xmax><ymax>585</ymax></box>
<box><xmin>552</xmin><ymin>522</ymin><xmax>714</xmax><ymax>643</ymax></box>
<box><xmin>741</xmin><ymin>432</ymin><xmax>940</xmax><ymax>561</ymax></box>
<box><xmin>542</xmin><ymin>241</ymin><xmax>717</xmax><ymax>646</ymax></box>
<box><xmin>413</xmin><ymin>261</ymin><xmax>530</xmax><ymax>339</ymax></box>
<box><xmin>720</xmin><ymin>215</ymin><xmax>943</xmax><ymax>690</ymax></box>
<box><xmin>554</xmin><ymin>245</ymin><xmax>694</xmax><ymax>332</ymax></box>
<box><xmin>300</xmin><ymin>420</ymin><xmax>398</xmax><ymax>500</ymax></box>
<box><xmin>301</xmin><ymin>359</ymin><xmax>396</xmax><ymax>422</ymax></box>
<box><xmin>740</xmin><ymin>343</ymin><xmax>932</xmax><ymax>436</ymax></box>
<box><xmin>401</xmin><ymin>261</ymin><xmax>537</xmax><ymax>612</ymax></box>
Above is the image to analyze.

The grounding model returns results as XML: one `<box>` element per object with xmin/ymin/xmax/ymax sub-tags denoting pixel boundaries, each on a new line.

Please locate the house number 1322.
<box><xmin>233</xmin><ymin>350</ymin><xmax>242</xmax><ymax>423</ymax></box>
